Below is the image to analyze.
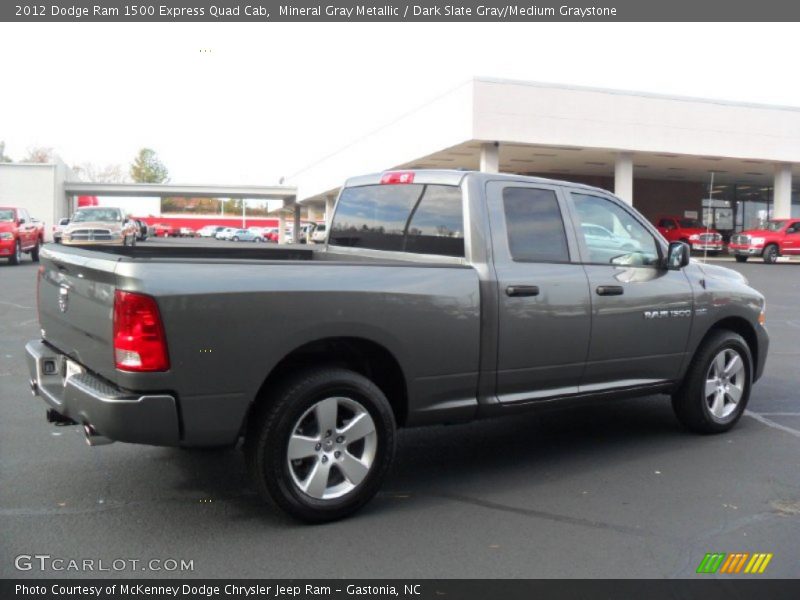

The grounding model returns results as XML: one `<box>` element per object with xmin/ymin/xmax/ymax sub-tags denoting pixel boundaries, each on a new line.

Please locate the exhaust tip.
<box><xmin>83</xmin><ymin>424</ymin><xmax>114</xmax><ymax>446</ymax></box>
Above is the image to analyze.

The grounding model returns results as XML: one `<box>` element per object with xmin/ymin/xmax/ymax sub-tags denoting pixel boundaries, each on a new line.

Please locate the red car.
<box><xmin>0</xmin><ymin>206</ymin><xmax>44</xmax><ymax>265</ymax></box>
<box><xmin>729</xmin><ymin>218</ymin><xmax>800</xmax><ymax>264</ymax></box>
<box><xmin>655</xmin><ymin>215</ymin><xmax>724</xmax><ymax>253</ymax></box>
<box><xmin>153</xmin><ymin>223</ymin><xmax>178</xmax><ymax>237</ymax></box>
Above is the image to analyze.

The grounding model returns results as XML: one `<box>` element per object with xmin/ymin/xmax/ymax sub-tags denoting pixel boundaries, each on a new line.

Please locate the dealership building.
<box><xmin>4</xmin><ymin>77</ymin><xmax>800</xmax><ymax>242</ymax></box>
<box><xmin>293</xmin><ymin>77</ymin><xmax>800</xmax><ymax>236</ymax></box>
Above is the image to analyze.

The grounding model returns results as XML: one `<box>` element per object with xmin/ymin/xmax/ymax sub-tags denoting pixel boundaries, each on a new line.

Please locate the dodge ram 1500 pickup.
<box><xmin>729</xmin><ymin>218</ymin><xmax>800</xmax><ymax>263</ymax></box>
<box><xmin>655</xmin><ymin>215</ymin><xmax>724</xmax><ymax>254</ymax></box>
<box><xmin>0</xmin><ymin>206</ymin><xmax>44</xmax><ymax>264</ymax></box>
<box><xmin>26</xmin><ymin>170</ymin><xmax>769</xmax><ymax>522</ymax></box>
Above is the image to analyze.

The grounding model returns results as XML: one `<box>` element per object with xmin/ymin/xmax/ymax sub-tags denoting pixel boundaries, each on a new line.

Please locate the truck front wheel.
<box><xmin>672</xmin><ymin>330</ymin><xmax>752</xmax><ymax>434</ymax></box>
<box><xmin>9</xmin><ymin>240</ymin><xmax>21</xmax><ymax>265</ymax></box>
<box><xmin>762</xmin><ymin>244</ymin><xmax>779</xmax><ymax>264</ymax></box>
<box><xmin>245</xmin><ymin>368</ymin><xmax>396</xmax><ymax>523</ymax></box>
<box><xmin>31</xmin><ymin>238</ymin><xmax>41</xmax><ymax>262</ymax></box>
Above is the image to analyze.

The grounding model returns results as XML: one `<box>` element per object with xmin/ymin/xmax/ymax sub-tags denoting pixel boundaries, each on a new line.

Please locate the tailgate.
<box><xmin>37</xmin><ymin>245</ymin><xmax>120</xmax><ymax>382</ymax></box>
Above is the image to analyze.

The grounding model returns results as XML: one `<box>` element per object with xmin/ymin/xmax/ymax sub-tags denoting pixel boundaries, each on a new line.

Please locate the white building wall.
<box><xmin>472</xmin><ymin>78</ymin><xmax>800</xmax><ymax>162</ymax></box>
<box><xmin>0</xmin><ymin>163</ymin><xmax>61</xmax><ymax>241</ymax></box>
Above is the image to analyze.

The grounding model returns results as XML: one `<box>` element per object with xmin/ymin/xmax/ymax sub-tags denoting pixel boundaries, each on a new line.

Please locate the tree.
<box><xmin>73</xmin><ymin>162</ymin><xmax>128</xmax><ymax>183</ymax></box>
<box><xmin>22</xmin><ymin>146</ymin><xmax>54</xmax><ymax>163</ymax></box>
<box><xmin>129</xmin><ymin>148</ymin><xmax>169</xmax><ymax>183</ymax></box>
<box><xmin>0</xmin><ymin>141</ymin><xmax>11</xmax><ymax>162</ymax></box>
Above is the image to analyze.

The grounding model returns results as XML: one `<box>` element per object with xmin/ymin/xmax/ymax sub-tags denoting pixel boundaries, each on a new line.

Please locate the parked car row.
<box><xmin>193</xmin><ymin>224</ymin><xmax>326</xmax><ymax>243</ymax></box>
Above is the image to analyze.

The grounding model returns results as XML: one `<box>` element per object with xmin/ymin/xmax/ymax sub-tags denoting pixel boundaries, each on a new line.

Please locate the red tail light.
<box><xmin>380</xmin><ymin>171</ymin><xmax>415</xmax><ymax>185</ymax></box>
<box><xmin>113</xmin><ymin>290</ymin><xmax>170</xmax><ymax>372</ymax></box>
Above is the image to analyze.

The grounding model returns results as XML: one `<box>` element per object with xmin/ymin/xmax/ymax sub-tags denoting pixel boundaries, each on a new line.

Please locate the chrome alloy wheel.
<box><xmin>15</xmin><ymin>241</ymin><xmax>22</xmax><ymax>262</ymax></box>
<box><xmin>705</xmin><ymin>348</ymin><xmax>746</xmax><ymax>421</ymax></box>
<box><xmin>287</xmin><ymin>396</ymin><xmax>377</xmax><ymax>500</ymax></box>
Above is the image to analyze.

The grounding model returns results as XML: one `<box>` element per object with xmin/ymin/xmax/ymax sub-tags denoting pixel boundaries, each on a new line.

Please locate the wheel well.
<box><xmin>706</xmin><ymin>317</ymin><xmax>758</xmax><ymax>372</ymax></box>
<box><xmin>250</xmin><ymin>337</ymin><xmax>408</xmax><ymax>427</ymax></box>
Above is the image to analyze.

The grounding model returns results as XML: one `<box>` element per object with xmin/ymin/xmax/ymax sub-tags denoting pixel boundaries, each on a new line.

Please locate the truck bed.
<box><xmin>34</xmin><ymin>242</ymin><xmax>481</xmax><ymax>445</ymax></box>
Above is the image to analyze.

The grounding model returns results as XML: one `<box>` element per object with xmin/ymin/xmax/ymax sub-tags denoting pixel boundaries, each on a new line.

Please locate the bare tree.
<box><xmin>0</xmin><ymin>141</ymin><xmax>11</xmax><ymax>162</ymax></box>
<box><xmin>22</xmin><ymin>146</ymin><xmax>55</xmax><ymax>163</ymax></box>
<box><xmin>73</xmin><ymin>162</ymin><xmax>129</xmax><ymax>183</ymax></box>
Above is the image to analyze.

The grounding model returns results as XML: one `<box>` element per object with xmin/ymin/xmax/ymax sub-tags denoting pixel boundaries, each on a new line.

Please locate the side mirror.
<box><xmin>666</xmin><ymin>241</ymin><xmax>690</xmax><ymax>270</ymax></box>
<box><xmin>18</xmin><ymin>218</ymin><xmax>26</xmax><ymax>225</ymax></box>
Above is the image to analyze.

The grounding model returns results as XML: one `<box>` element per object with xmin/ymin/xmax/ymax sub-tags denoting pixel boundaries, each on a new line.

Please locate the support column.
<box><xmin>614</xmin><ymin>152</ymin><xmax>634</xmax><ymax>206</ymax></box>
<box><xmin>278</xmin><ymin>212</ymin><xmax>286</xmax><ymax>244</ymax></box>
<box><xmin>325</xmin><ymin>195</ymin><xmax>336</xmax><ymax>224</ymax></box>
<box><xmin>480</xmin><ymin>142</ymin><xmax>499</xmax><ymax>173</ymax></box>
<box><xmin>773</xmin><ymin>163</ymin><xmax>792</xmax><ymax>219</ymax></box>
<box><xmin>293</xmin><ymin>203</ymin><xmax>301</xmax><ymax>243</ymax></box>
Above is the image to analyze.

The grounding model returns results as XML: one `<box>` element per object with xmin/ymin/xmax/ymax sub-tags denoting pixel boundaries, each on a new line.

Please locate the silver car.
<box><xmin>231</xmin><ymin>228</ymin><xmax>264</xmax><ymax>242</ymax></box>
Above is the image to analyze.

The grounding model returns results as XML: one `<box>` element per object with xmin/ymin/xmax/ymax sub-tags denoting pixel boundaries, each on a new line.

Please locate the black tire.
<box><xmin>232</xmin><ymin>236</ymin><xmax>239</xmax><ymax>242</ymax></box>
<box><xmin>672</xmin><ymin>330</ymin><xmax>752</xmax><ymax>434</ymax></box>
<box><xmin>734</xmin><ymin>255</ymin><xmax>748</xmax><ymax>263</ymax></box>
<box><xmin>762</xmin><ymin>244</ymin><xmax>779</xmax><ymax>264</ymax></box>
<box><xmin>245</xmin><ymin>367</ymin><xmax>396</xmax><ymax>523</ymax></box>
<box><xmin>31</xmin><ymin>239</ymin><xmax>41</xmax><ymax>262</ymax></box>
<box><xmin>130</xmin><ymin>235</ymin><xmax>136</xmax><ymax>247</ymax></box>
<box><xmin>9</xmin><ymin>240</ymin><xmax>21</xmax><ymax>265</ymax></box>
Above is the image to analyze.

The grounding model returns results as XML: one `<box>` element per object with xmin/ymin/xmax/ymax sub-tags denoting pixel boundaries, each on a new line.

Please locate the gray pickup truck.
<box><xmin>26</xmin><ymin>170</ymin><xmax>768</xmax><ymax>522</ymax></box>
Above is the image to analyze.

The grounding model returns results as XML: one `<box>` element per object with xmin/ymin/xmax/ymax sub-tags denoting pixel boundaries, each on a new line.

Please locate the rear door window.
<box><xmin>502</xmin><ymin>187</ymin><xmax>570</xmax><ymax>262</ymax></box>
<box><xmin>330</xmin><ymin>184</ymin><xmax>464</xmax><ymax>256</ymax></box>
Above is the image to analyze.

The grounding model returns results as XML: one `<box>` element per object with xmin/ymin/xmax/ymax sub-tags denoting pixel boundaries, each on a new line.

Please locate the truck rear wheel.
<box><xmin>672</xmin><ymin>330</ymin><xmax>752</xmax><ymax>434</ymax></box>
<box><xmin>245</xmin><ymin>368</ymin><xmax>396</xmax><ymax>522</ymax></box>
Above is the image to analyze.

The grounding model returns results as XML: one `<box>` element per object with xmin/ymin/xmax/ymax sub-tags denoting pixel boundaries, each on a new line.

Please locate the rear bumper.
<box><xmin>25</xmin><ymin>339</ymin><xmax>180</xmax><ymax>446</ymax></box>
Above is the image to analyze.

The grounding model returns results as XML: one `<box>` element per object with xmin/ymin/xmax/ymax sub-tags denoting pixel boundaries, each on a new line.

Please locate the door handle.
<box><xmin>506</xmin><ymin>285</ymin><xmax>540</xmax><ymax>297</ymax></box>
<box><xmin>596</xmin><ymin>285</ymin><xmax>624</xmax><ymax>296</ymax></box>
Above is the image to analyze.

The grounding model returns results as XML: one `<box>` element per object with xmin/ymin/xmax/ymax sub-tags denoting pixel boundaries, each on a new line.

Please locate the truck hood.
<box><xmin>682</xmin><ymin>227</ymin><xmax>720</xmax><ymax>236</ymax></box>
<box><xmin>65</xmin><ymin>221</ymin><xmax>122</xmax><ymax>232</ymax></box>
<box><xmin>738</xmin><ymin>228</ymin><xmax>777</xmax><ymax>237</ymax></box>
<box><xmin>692</xmin><ymin>260</ymin><xmax>748</xmax><ymax>285</ymax></box>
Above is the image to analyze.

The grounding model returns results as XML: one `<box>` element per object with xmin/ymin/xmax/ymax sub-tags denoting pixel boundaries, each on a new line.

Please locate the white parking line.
<box><xmin>0</xmin><ymin>300</ymin><xmax>33</xmax><ymax>310</ymax></box>
<box><xmin>745</xmin><ymin>411</ymin><xmax>800</xmax><ymax>439</ymax></box>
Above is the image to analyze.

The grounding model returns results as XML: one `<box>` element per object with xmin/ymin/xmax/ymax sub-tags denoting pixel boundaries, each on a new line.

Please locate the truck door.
<box><xmin>17</xmin><ymin>209</ymin><xmax>34</xmax><ymax>250</ymax></box>
<box><xmin>486</xmin><ymin>182</ymin><xmax>591</xmax><ymax>402</ymax></box>
<box><xmin>782</xmin><ymin>221</ymin><xmax>800</xmax><ymax>254</ymax></box>
<box><xmin>564</xmin><ymin>190</ymin><xmax>693</xmax><ymax>387</ymax></box>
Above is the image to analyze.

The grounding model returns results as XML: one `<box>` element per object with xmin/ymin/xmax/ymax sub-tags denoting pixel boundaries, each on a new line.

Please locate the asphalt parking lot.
<box><xmin>1</xmin><ymin>241</ymin><xmax>798</xmax><ymax>579</ymax></box>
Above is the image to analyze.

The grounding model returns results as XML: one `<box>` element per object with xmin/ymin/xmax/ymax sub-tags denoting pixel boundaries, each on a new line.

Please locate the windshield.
<box><xmin>72</xmin><ymin>208</ymin><xmax>121</xmax><ymax>223</ymax></box>
<box><xmin>765</xmin><ymin>220</ymin><xmax>786</xmax><ymax>232</ymax></box>
<box><xmin>0</xmin><ymin>209</ymin><xmax>15</xmax><ymax>222</ymax></box>
<box><xmin>678</xmin><ymin>218</ymin><xmax>703</xmax><ymax>228</ymax></box>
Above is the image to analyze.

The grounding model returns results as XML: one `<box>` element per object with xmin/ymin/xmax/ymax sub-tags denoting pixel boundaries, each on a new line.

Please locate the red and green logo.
<box><xmin>696</xmin><ymin>552</ymin><xmax>773</xmax><ymax>574</ymax></box>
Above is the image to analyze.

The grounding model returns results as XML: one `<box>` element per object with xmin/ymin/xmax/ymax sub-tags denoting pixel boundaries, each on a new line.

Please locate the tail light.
<box><xmin>113</xmin><ymin>290</ymin><xmax>170</xmax><ymax>372</ymax></box>
<box><xmin>380</xmin><ymin>171</ymin><xmax>415</xmax><ymax>184</ymax></box>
